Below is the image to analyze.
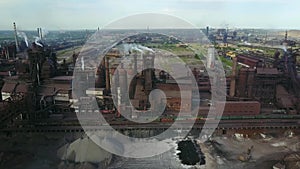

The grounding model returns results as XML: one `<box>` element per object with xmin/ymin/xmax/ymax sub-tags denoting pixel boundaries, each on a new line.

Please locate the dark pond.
<box><xmin>177</xmin><ymin>139</ymin><xmax>205</xmax><ymax>166</ymax></box>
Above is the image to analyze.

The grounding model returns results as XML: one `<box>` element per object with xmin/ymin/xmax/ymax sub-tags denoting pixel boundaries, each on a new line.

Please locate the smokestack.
<box><xmin>37</xmin><ymin>28</ymin><xmax>42</xmax><ymax>40</ymax></box>
<box><xmin>206</xmin><ymin>26</ymin><xmax>209</xmax><ymax>36</ymax></box>
<box><xmin>37</xmin><ymin>63</ymin><xmax>40</xmax><ymax>86</ymax></box>
<box><xmin>285</xmin><ymin>30</ymin><xmax>288</xmax><ymax>41</ymax></box>
<box><xmin>39</xmin><ymin>28</ymin><xmax>43</xmax><ymax>40</ymax></box>
<box><xmin>13</xmin><ymin>22</ymin><xmax>20</xmax><ymax>53</ymax></box>
<box><xmin>37</xmin><ymin>28</ymin><xmax>40</xmax><ymax>37</ymax></box>
<box><xmin>230</xmin><ymin>57</ymin><xmax>237</xmax><ymax>97</ymax></box>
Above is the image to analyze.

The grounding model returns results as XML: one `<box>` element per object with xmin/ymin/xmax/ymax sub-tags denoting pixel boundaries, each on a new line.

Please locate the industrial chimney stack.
<box><xmin>37</xmin><ymin>28</ymin><xmax>43</xmax><ymax>40</ymax></box>
<box><xmin>206</xmin><ymin>26</ymin><xmax>209</xmax><ymax>36</ymax></box>
<box><xmin>39</xmin><ymin>28</ymin><xmax>43</xmax><ymax>40</ymax></box>
<box><xmin>37</xmin><ymin>28</ymin><xmax>40</xmax><ymax>38</ymax></box>
<box><xmin>13</xmin><ymin>22</ymin><xmax>20</xmax><ymax>52</ymax></box>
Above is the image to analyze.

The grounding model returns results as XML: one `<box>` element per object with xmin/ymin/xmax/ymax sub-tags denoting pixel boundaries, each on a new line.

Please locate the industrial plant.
<box><xmin>0</xmin><ymin>22</ymin><xmax>300</xmax><ymax>169</ymax></box>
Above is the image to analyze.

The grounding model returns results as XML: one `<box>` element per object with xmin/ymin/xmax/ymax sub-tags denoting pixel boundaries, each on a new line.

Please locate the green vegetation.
<box><xmin>219</xmin><ymin>56</ymin><xmax>233</xmax><ymax>67</ymax></box>
<box><xmin>194</xmin><ymin>53</ymin><xmax>204</xmax><ymax>60</ymax></box>
<box><xmin>56</xmin><ymin>46</ymin><xmax>82</xmax><ymax>63</ymax></box>
<box><xmin>236</xmin><ymin>44</ymin><xmax>278</xmax><ymax>57</ymax></box>
<box><xmin>144</xmin><ymin>43</ymin><xmax>205</xmax><ymax>65</ymax></box>
<box><xmin>215</xmin><ymin>43</ymin><xmax>279</xmax><ymax>59</ymax></box>
<box><xmin>188</xmin><ymin>43</ymin><xmax>207</xmax><ymax>60</ymax></box>
<box><xmin>150</xmin><ymin>43</ymin><xmax>193</xmax><ymax>55</ymax></box>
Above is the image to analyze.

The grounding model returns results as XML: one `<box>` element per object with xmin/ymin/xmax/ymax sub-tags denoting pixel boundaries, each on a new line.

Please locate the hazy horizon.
<box><xmin>0</xmin><ymin>27</ymin><xmax>299</xmax><ymax>32</ymax></box>
<box><xmin>0</xmin><ymin>0</ymin><xmax>300</xmax><ymax>30</ymax></box>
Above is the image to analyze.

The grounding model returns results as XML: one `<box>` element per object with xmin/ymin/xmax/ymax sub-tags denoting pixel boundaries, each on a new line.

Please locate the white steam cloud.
<box><xmin>41</xmin><ymin>28</ymin><xmax>49</xmax><ymax>38</ymax></box>
<box><xmin>282</xmin><ymin>45</ymin><xmax>287</xmax><ymax>52</ymax></box>
<box><xmin>17</xmin><ymin>31</ymin><xmax>28</xmax><ymax>47</ymax></box>
<box><xmin>122</xmin><ymin>43</ymin><xmax>154</xmax><ymax>54</ymax></box>
<box><xmin>34</xmin><ymin>37</ymin><xmax>43</xmax><ymax>47</ymax></box>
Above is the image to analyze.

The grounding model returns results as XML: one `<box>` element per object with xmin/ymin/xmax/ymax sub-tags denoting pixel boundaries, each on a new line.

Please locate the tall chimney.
<box><xmin>206</xmin><ymin>26</ymin><xmax>209</xmax><ymax>36</ymax></box>
<box><xmin>39</xmin><ymin>28</ymin><xmax>43</xmax><ymax>40</ymax></box>
<box><xmin>230</xmin><ymin>57</ymin><xmax>237</xmax><ymax>97</ymax></box>
<box><xmin>37</xmin><ymin>28</ymin><xmax>42</xmax><ymax>40</ymax></box>
<box><xmin>13</xmin><ymin>22</ymin><xmax>20</xmax><ymax>53</ymax></box>
<box><xmin>37</xmin><ymin>28</ymin><xmax>40</xmax><ymax>37</ymax></box>
<box><xmin>285</xmin><ymin>30</ymin><xmax>288</xmax><ymax>41</ymax></box>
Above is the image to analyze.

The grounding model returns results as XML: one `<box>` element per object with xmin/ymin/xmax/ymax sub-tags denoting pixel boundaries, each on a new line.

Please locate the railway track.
<box><xmin>1</xmin><ymin>118</ymin><xmax>299</xmax><ymax>133</ymax></box>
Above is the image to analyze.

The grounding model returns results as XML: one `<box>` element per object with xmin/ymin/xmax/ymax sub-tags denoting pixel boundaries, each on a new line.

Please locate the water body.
<box><xmin>177</xmin><ymin>139</ymin><xmax>205</xmax><ymax>166</ymax></box>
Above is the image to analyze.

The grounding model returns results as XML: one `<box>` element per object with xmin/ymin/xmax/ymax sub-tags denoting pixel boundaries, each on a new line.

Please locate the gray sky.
<box><xmin>0</xmin><ymin>0</ymin><xmax>299</xmax><ymax>30</ymax></box>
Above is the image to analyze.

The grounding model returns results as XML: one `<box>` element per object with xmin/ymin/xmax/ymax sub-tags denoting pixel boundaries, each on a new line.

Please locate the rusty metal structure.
<box><xmin>0</xmin><ymin>29</ymin><xmax>299</xmax><ymax>132</ymax></box>
<box><xmin>229</xmin><ymin>44</ymin><xmax>300</xmax><ymax>114</ymax></box>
